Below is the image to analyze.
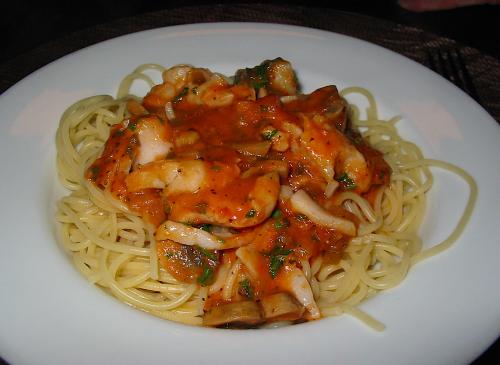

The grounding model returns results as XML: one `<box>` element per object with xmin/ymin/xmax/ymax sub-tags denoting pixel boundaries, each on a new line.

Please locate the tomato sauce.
<box><xmin>87</xmin><ymin>61</ymin><xmax>392</xmax><ymax>322</ymax></box>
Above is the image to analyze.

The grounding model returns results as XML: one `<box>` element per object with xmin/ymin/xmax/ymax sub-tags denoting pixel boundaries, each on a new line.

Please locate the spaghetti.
<box><xmin>56</xmin><ymin>60</ymin><xmax>476</xmax><ymax>329</ymax></box>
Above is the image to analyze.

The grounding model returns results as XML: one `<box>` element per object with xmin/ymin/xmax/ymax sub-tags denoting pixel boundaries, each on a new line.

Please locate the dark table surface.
<box><xmin>1</xmin><ymin>1</ymin><xmax>500</xmax><ymax>124</ymax></box>
<box><xmin>0</xmin><ymin>2</ymin><xmax>498</xmax><ymax>364</ymax></box>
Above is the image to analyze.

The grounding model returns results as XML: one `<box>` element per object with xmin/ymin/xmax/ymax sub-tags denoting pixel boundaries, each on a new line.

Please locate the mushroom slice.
<box><xmin>260</xmin><ymin>293</ymin><xmax>305</xmax><ymax>322</ymax></box>
<box><xmin>203</xmin><ymin>301</ymin><xmax>263</xmax><ymax>327</ymax></box>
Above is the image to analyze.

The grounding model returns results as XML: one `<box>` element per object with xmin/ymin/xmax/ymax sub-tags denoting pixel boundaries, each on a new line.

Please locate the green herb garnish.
<box><xmin>173</xmin><ymin>87</ymin><xmax>189</xmax><ymax>102</ymax></box>
<box><xmin>275</xmin><ymin>219</ymin><xmax>289</xmax><ymax>229</ymax></box>
<box><xmin>337</xmin><ymin>173</ymin><xmax>357</xmax><ymax>190</ymax></box>
<box><xmin>197</xmin><ymin>266</ymin><xmax>214</xmax><ymax>286</ymax></box>
<box><xmin>267</xmin><ymin>245</ymin><xmax>293</xmax><ymax>278</ymax></box>
<box><xmin>195</xmin><ymin>246</ymin><xmax>218</xmax><ymax>261</ymax></box>
<box><xmin>239</xmin><ymin>278</ymin><xmax>254</xmax><ymax>299</ymax></box>
<box><xmin>263</xmin><ymin>129</ymin><xmax>279</xmax><ymax>140</ymax></box>
<box><xmin>210</xmin><ymin>165</ymin><xmax>222</xmax><ymax>171</ymax></box>
<box><xmin>252</xmin><ymin>63</ymin><xmax>269</xmax><ymax>89</ymax></box>
<box><xmin>127</xmin><ymin>121</ymin><xmax>137</xmax><ymax>131</ymax></box>
<box><xmin>234</xmin><ymin>61</ymin><xmax>270</xmax><ymax>89</ymax></box>
<box><xmin>272</xmin><ymin>209</ymin><xmax>289</xmax><ymax>229</ymax></box>
<box><xmin>272</xmin><ymin>209</ymin><xmax>283</xmax><ymax>219</ymax></box>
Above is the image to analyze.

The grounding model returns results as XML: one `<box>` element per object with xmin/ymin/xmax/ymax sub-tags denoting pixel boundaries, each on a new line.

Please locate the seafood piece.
<box><xmin>143</xmin><ymin>65</ymin><xmax>212</xmax><ymax>110</ymax></box>
<box><xmin>126</xmin><ymin>157</ymin><xmax>280</xmax><ymax>228</ymax></box>
<box><xmin>289</xmin><ymin>189</ymin><xmax>356</xmax><ymax>236</ymax></box>
<box><xmin>156</xmin><ymin>221</ymin><xmax>256</xmax><ymax>250</ymax></box>
<box><xmin>162</xmin><ymin>65</ymin><xmax>197</xmax><ymax>88</ymax></box>
<box><xmin>125</xmin><ymin>160</ymin><xmax>212</xmax><ymax>195</ymax></box>
<box><xmin>143</xmin><ymin>66</ymin><xmax>252</xmax><ymax>112</ymax></box>
<box><xmin>283</xmin><ymin>86</ymin><xmax>347</xmax><ymax>131</ymax></box>
<box><xmin>299</xmin><ymin>117</ymin><xmax>371</xmax><ymax>193</ymax></box>
<box><xmin>234</xmin><ymin>58</ymin><xmax>298</xmax><ymax>96</ymax></box>
<box><xmin>266</xmin><ymin>58</ymin><xmax>298</xmax><ymax>96</ymax></box>
<box><xmin>134</xmin><ymin>115</ymin><xmax>173</xmax><ymax>166</ymax></box>
<box><xmin>235</xmin><ymin>245</ymin><xmax>262</xmax><ymax>279</ymax></box>
<box><xmin>236</xmin><ymin>244</ymin><xmax>320</xmax><ymax>319</ymax></box>
<box><xmin>281</xmin><ymin>265</ymin><xmax>321</xmax><ymax>319</ymax></box>
<box><xmin>168</xmin><ymin>172</ymin><xmax>281</xmax><ymax>228</ymax></box>
<box><xmin>86</xmin><ymin>123</ymin><xmax>136</xmax><ymax>190</ymax></box>
<box><xmin>191</xmin><ymin>74</ymin><xmax>235</xmax><ymax>108</ymax></box>
<box><xmin>157</xmin><ymin>239</ymin><xmax>219</xmax><ymax>283</ymax></box>
<box><xmin>86</xmin><ymin>115</ymin><xmax>173</xmax><ymax>189</ymax></box>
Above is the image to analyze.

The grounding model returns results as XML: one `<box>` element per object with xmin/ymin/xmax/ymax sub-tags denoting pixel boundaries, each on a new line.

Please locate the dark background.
<box><xmin>0</xmin><ymin>1</ymin><xmax>497</xmax><ymax>364</ymax></box>
<box><xmin>1</xmin><ymin>0</ymin><xmax>499</xmax><ymax>65</ymax></box>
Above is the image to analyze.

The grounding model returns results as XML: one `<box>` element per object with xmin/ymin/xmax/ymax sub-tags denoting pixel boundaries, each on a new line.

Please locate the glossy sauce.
<box><xmin>87</xmin><ymin>61</ymin><xmax>391</xmax><ymax>323</ymax></box>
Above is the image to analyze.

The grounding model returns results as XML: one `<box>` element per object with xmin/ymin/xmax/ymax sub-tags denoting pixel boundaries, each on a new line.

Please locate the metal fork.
<box><xmin>426</xmin><ymin>48</ymin><xmax>482</xmax><ymax>104</ymax></box>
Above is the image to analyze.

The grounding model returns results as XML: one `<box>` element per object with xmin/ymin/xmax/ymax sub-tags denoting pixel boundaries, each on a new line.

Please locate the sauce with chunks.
<box><xmin>87</xmin><ymin>58</ymin><xmax>391</xmax><ymax>326</ymax></box>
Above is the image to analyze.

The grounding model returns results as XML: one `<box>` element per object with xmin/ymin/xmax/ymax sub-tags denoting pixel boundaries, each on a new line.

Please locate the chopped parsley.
<box><xmin>336</xmin><ymin>173</ymin><xmax>357</xmax><ymax>190</ymax></box>
<box><xmin>263</xmin><ymin>129</ymin><xmax>279</xmax><ymax>140</ymax></box>
<box><xmin>127</xmin><ymin>121</ymin><xmax>137</xmax><ymax>131</ymax></box>
<box><xmin>210</xmin><ymin>165</ymin><xmax>222</xmax><ymax>171</ymax></box>
<box><xmin>272</xmin><ymin>209</ymin><xmax>289</xmax><ymax>229</ymax></box>
<box><xmin>173</xmin><ymin>87</ymin><xmax>189</xmax><ymax>102</ymax></box>
<box><xmin>252</xmin><ymin>63</ymin><xmax>269</xmax><ymax>89</ymax></box>
<box><xmin>267</xmin><ymin>245</ymin><xmax>293</xmax><ymax>278</ymax></box>
<box><xmin>272</xmin><ymin>209</ymin><xmax>283</xmax><ymax>219</ymax></box>
<box><xmin>195</xmin><ymin>246</ymin><xmax>218</xmax><ymax>261</ymax></box>
<box><xmin>197</xmin><ymin>266</ymin><xmax>214</xmax><ymax>286</ymax></box>
<box><xmin>234</xmin><ymin>61</ymin><xmax>270</xmax><ymax>89</ymax></box>
<box><xmin>239</xmin><ymin>278</ymin><xmax>254</xmax><ymax>299</ymax></box>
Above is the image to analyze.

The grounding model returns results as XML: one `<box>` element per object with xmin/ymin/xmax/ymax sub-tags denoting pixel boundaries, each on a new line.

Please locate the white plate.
<box><xmin>0</xmin><ymin>23</ymin><xmax>499</xmax><ymax>365</ymax></box>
